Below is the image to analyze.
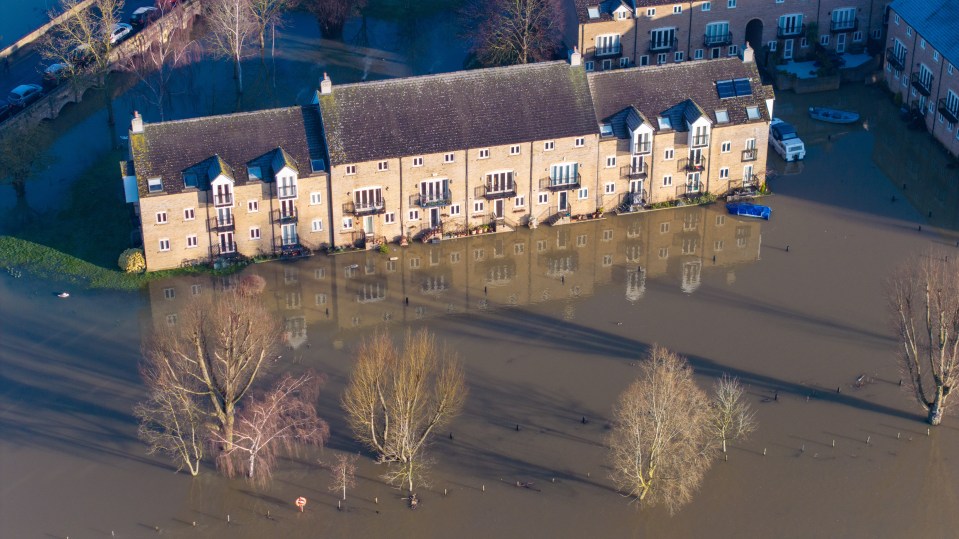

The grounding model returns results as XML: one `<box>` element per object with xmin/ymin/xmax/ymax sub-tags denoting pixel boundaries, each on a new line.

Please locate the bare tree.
<box><xmin>888</xmin><ymin>252</ymin><xmax>959</xmax><ymax>425</ymax></box>
<box><xmin>710</xmin><ymin>375</ymin><xmax>757</xmax><ymax>453</ymax></box>
<box><xmin>204</xmin><ymin>0</ymin><xmax>257</xmax><ymax>95</ymax></box>
<box><xmin>144</xmin><ymin>291</ymin><xmax>281</xmax><ymax>448</ymax></box>
<box><xmin>134</xmin><ymin>342</ymin><xmax>207</xmax><ymax>476</ymax></box>
<box><xmin>0</xmin><ymin>125</ymin><xmax>53</xmax><ymax>200</ymax></box>
<box><xmin>327</xmin><ymin>453</ymin><xmax>358</xmax><ymax>501</ymax></box>
<box><xmin>249</xmin><ymin>0</ymin><xmax>292</xmax><ymax>54</ymax></box>
<box><xmin>342</xmin><ymin>331</ymin><xmax>466</xmax><ymax>496</ymax></box>
<box><xmin>608</xmin><ymin>346</ymin><xmax>716</xmax><ymax>514</ymax></box>
<box><xmin>214</xmin><ymin>372</ymin><xmax>330</xmax><ymax>486</ymax></box>
<box><xmin>300</xmin><ymin>0</ymin><xmax>367</xmax><ymax>40</ymax></box>
<box><xmin>463</xmin><ymin>0</ymin><xmax>564</xmax><ymax>67</ymax></box>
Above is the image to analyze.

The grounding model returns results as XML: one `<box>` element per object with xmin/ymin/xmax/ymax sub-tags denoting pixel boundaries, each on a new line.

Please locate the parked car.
<box><xmin>8</xmin><ymin>84</ymin><xmax>44</xmax><ymax>108</ymax></box>
<box><xmin>769</xmin><ymin>118</ymin><xmax>806</xmax><ymax>162</ymax></box>
<box><xmin>42</xmin><ymin>62</ymin><xmax>72</xmax><ymax>89</ymax></box>
<box><xmin>131</xmin><ymin>6</ymin><xmax>159</xmax><ymax>27</ymax></box>
<box><xmin>70</xmin><ymin>44</ymin><xmax>95</xmax><ymax>68</ymax></box>
<box><xmin>110</xmin><ymin>23</ymin><xmax>134</xmax><ymax>45</ymax></box>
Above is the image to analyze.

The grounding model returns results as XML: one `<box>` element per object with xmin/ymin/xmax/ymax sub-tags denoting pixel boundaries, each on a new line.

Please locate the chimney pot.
<box><xmin>568</xmin><ymin>47</ymin><xmax>582</xmax><ymax>67</ymax></box>
<box><xmin>320</xmin><ymin>72</ymin><xmax>332</xmax><ymax>95</ymax></box>
<box><xmin>742</xmin><ymin>44</ymin><xmax>755</xmax><ymax>64</ymax></box>
<box><xmin>131</xmin><ymin>111</ymin><xmax>143</xmax><ymax>134</ymax></box>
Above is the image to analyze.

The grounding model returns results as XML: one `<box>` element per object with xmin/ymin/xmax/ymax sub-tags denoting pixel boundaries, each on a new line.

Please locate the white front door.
<box><xmin>783</xmin><ymin>39</ymin><xmax>794</xmax><ymax>60</ymax></box>
<box><xmin>363</xmin><ymin>215</ymin><xmax>374</xmax><ymax>234</ymax></box>
<box><xmin>282</xmin><ymin>223</ymin><xmax>297</xmax><ymax>245</ymax></box>
<box><xmin>281</xmin><ymin>199</ymin><xmax>295</xmax><ymax>218</ymax></box>
<box><xmin>836</xmin><ymin>33</ymin><xmax>846</xmax><ymax>53</ymax></box>
<box><xmin>629</xmin><ymin>179</ymin><xmax>644</xmax><ymax>193</ymax></box>
<box><xmin>494</xmin><ymin>199</ymin><xmax>504</xmax><ymax>219</ymax></box>
<box><xmin>219</xmin><ymin>232</ymin><xmax>234</xmax><ymax>252</ymax></box>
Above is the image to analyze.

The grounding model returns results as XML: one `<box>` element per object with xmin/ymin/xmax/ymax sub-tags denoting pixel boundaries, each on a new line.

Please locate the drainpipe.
<box><xmin>932</xmin><ymin>56</ymin><xmax>946</xmax><ymax>138</ymax></box>
<box><xmin>529</xmin><ymin>141</ymin><xmax>535</xmax><ymax>221</ymax></box>
<box><xmin>633</xmin><ymin>6</ymin><xmax>639</xmax><ymax>65</ymax></box>
<box><xmin>399</xmin><ymin>156</ymin><xmax>404</xmax><ymax>244</ymax></box>
<box><xmin>687</xmin><ymin>1</ymin><xmax>693</xmax><ymax>60</ymax></box>
<box><xmin>908</xmin><ymin>27</ymin><xmax>918</xmax><ymax>106</ymax></box>
<box><xmin>463</xmin><ymin>149</ymin><xmax>468</xmax><ymax>231</ymax></box>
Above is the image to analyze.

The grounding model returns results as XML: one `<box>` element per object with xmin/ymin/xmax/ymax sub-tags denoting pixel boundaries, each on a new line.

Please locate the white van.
<box><xmin>769</xmin><ymin>118</ymin><xmax>806</xmax><ymax>161</ymax></box>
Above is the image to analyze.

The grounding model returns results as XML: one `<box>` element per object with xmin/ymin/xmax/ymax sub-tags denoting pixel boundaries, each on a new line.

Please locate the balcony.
<box><xmin>829</xmin><ymin>18</ymin><xmax>858</xmax><ymax>33</ymax></box>
<box><xmin>585</xmin><ymin>45</ymin><xmax>623</xmax><ymax>58</ymax></box>
<box><xmin>885</xmin><ymin>47</ymin><xmax>906</xmax><ymax>71</ymax></box>
<box><xmin>704</xmin><ymin>32</ymin><xmax>732</xmax><ymax>47</ymax></box>
<box><xmin>211</xmin><ymin>242</ymin><xmax>237</xmax><ymax>258</ymax></box>
<box><xmin>540</xmin><ymin>174</ymin><xmax>581</xmax><ymax>191</ymax></box>
<box><xmin>277</xmin><ymin>185</ymin><xmax>297</xmax><ymax>199</ymax></box>
<box><xmin>678</xmin><ymin>156</ymin><xmax>707</xmax><ymax>172</ymax></box>
<box><xmin>649</xmin><ymin>37</ymin><xmax>678</xmax><ymax>52</ymax></box>
<box><xmin>272</xmin><ymin>208</ymin><xmax>298</xmax><ymax>223</ymax></box>
<box><xmin>939</xmin><ymin>98</ymin><xmax>959</xmax><ymax>124</ymax></box>
<box><xmin>634</xmin><ymin>140</ymin><xmax>651</xmax><ymax>154</ymax></box>
<box><xmin>621</xmin><ymin>163</ymin><xmax>647</xmax><ymax>179</ymax></box>
<box><xmin>273</xmin><ymin>238</ymin><xmax>306</xmax><ymax>256</ymax></box>
<box><xmin>690</xmin><ymin>134</ymin><xmax>709</xmax><ymax>148</ymax></box>
<box><xmin>208</xmin><ymin>216</ymin><xmax>234</xmax><ymax>232</ymax></box>
<box><xmin>410</xmin><ymin>191</ymin><xmax>452</xmax><ymax>208</ymax></box>
<box><xmin>776</xmin><ymin>24</ymin><xmax>805</xmax><ymax>38</ymax></box>
<box><xmin>910</xmin><ymin>72</ymin><xmax>933</xmax><ymax>96</ymax></box>
<box><xmin>742</xmin><ymin>148</ymin><xmax>758</xmax><ymax>162</ymax></box>
<box><xmin>676</xmin><ymin>185</ymin><xmax>701</xmax><ymax>198</ymax></box>
<box><xmin>475</xmin><ymin>184</ymin><xmax>516</xmax><ymax>200</ymax></box>
<box><xmin>212</xmin><ymin>193</ymin><xmax>233</xmax><ymax>207</ymax></box>
<box><xmin>343</xmin><ymin>200</ymin><xmax>385</xmax><ymax>216</ymax></box>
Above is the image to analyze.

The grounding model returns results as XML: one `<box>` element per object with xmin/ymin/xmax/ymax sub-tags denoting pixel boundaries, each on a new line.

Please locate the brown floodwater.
<box><xmin>3</xmin><ymin>85</ymin><xmax>959</xmax><ymax>538</ymax></box>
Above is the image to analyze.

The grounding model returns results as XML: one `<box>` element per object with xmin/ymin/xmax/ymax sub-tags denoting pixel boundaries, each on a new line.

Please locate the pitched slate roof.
<box><xmin>890</xmin><ymin>0</ymin><xmax>959</xmax><ymax>67</ymax></box>
<box><xmin>568</xmin><ymin>0</ymin><xmax>635</xmax><ymax>24</ymax></box>
<box><xmin>130</xmin><ymin>106</ymin><xmax>324</xmax><ymax>196</ymax></box>
<box><xmin>317</xmin><ymin>61</ymin><xmax>598</xmax><ymax>167</ymax></box>
<box><xmin>587</xmin><ymin>58</ymin><xmax>774</xmax><ymax>135</ymax></box>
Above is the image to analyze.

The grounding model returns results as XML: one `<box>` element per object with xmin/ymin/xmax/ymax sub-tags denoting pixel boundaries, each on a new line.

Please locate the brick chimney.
<box><xmin>568</xmin><ymin>47</ymin><xmax>582</xmax><ymax>67</ymax></box>
<box><xmin>320</xmin><ymin>72</ymin><xmax>332</xmax><ymax>95</ymax></box>
<box><xmin>131</xmin><ymin>110</ymin><xmax>143</xmax><ymax>133</ymax></box>
<box><xmin>742</xmin><ymin>44</ymin><xmax>755</xmax><ymax>64</ymax></box>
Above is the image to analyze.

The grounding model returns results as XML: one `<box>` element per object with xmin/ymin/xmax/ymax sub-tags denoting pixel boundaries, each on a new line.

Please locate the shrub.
<box><xmin>118</xmin><ymin>248</ymin><xmax>146</xmax><ymax>273</ymax></box>
<box><xmin>238</xmin><ymin>274</ymin><xmax>267</xmax><ymax>296</ymax></box>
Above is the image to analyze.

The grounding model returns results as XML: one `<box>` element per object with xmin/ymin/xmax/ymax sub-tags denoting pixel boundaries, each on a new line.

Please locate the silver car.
<box><xmin>110</xmin><ymin>23</ymin><xmax>133</xmax><ymax>45</ymax></box>
<box><xmin>8</xmin><ymin>84</ymin><xmax>43</xmax><ymax>107</ymax></box>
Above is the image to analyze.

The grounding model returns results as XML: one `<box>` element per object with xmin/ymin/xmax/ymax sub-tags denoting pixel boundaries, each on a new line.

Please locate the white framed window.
<box><xmin>721</xmin><ymin>141</ymin><xmax>731</xmax><ymax>153</ymax></box>
<box><xmin>585</xmin><ymin>61</ymin><xmax>595</xmax><ymax>72</ymax></box>
<box><xmin>606</xmin><ymin>156</ymin><xmax>617</xmax><ymax>167</ymax></box>
<box><xmin>444</xmin><ymin>152</ymin><xmax>455</xmax><ymax>163</ymax></box>
<box><xmin>660</xmin><ymin>222</ymin><xmax>670</xmax><ymax>233</ymax></box>
<box><xmin>250</xmin><ymin>226</ymin><xmax>261</xmax><ymax>240</ymax></box>
<box><xmin>409</xmin><ymin>209</ymin><xmax>420</xmax><ymax>221</ymax></box>
<box><xmin>412</xmin><ymin>156</ymin><xmax>424</xmax><ymax>167</ymax></box>
<box><xmin>768</xmin><ymin>40</ymin><xmax>777</xmax><ymax>52</ymax></box>
<box><xmin>694</xmin><ymin>49</ymin><xmax>703</xmax><ymax>59</ymax></box>
<box><xmin>673</xmin><ymin>5</ymin><xmax>681</xmax><ymax>14</ymax></box>
<box><xmin>574</xmin><ymin>137</ymin><xmax>585</xmax><ymax>147</ymax></box>
<box><xmin>702</xmin><ymin>2</ymin><xmax>711</xmax><ymax>11</ymax></box>
<box><xmin>515</xmin><ymin>195</ymin><xmax>525</xmax><ymax>208</ymax></box>
<box><xmin>727</xmin><ymin>0</ymin><xmax>735</xmax><ymax>7</ymax></box>
<box><xmin>311</xmin><ymin>219</ymin><xmax>323</xmax><ymax>232</ymax></box>
<box><xmin>947</xmin><ymin>63</ymin><xmax>954</xmax><ymax>75</ymax></box>
<box><xmin>377</xmin><ymin>160</ymin><xmax>389</xmax><ymax>171</ymax></box>
<box><xmin>345</xmin><ymin>165</ymin><xmax>356</xmax><ymax>175</ymax></box>
<box><xmin>728</xmin><ymin>45</ymin><xmax>738</xmax><ymax>56</ymax></box>
<box><xmin>640</xmin><ymin>55</ymin><xmax>649</xmax><ymax>66</ymax></box>
<box><xmin>663</xmin><ymin>175</ymin><xmax>672</xmax><ymax>187</ymax></box>
<box><xmin>664</xmin><ymin>148</ymin><xmax>674</xmax><ymax>160</ymax></box>
<box><xmin>478</xmin><ymin>148</ymin><xmax>490</xmax><ymax>159</ymax></box>
<box><xmin>186</xmin><ymin>234</ymin><xmax>198</xmax><ymax>248</ymax></box>
<box><xmin>247</xmin><ymin>200</ymin><xmax>258</xmax><ymax>212</ymax></box>
<box><xmin>537</xmin><ymin>193</ymin><xmax>549</xmax><ymax>205</ymax></box>
<box><xmin>450</xmin><ymin>204</ymin><xmax>461</xmax><ymax>216</ymax></box>
<box><xmin>617</xmin><ymin>9</ymin><xmax>628</xmax><ymax>20</ymax></box>
<box><xmin>191</xmin><ymin>283</ymin><xmax>202</xmax><ymax>295</ymax></box>
<box><xmin>509</xmin><ymin>145</ymin><xmax>521</xmax><ymax>155</ymax></box>
<box><xmin>544</xmin><ymin>140</ymin><xmax>555</xmax><ymax>151</ymax></box>
<box><xmin>920</xmin><ymin>38</ymin><xmax>925</xmax><ymax>50</ymax></box>
<box><xmin>156</xmin><ymin>211</ymin><xmax>168</xmax><ymax>224</ymax></box>
<box><xmin>657</xmin><ymin>53</ymin><xmax>667</xmax><ymax>64</ymax></box>
<box><xmin>578</xmin><ymin>188</ymin><xmax>588</xmax><ymax>200</ymax></box>
<box><xmin>647</xmin><ymin>8</ymin><xmax>655</xmax><ymax>17</ymax></box>
<box><xmin>342</xmin><ymin>217</ymin><xmax>353</xmax><ymax>230</ymax></box>
<box><xmin>746</xmin><ymin>106</ymin><xmax>761</xmax><ymax>120</ymax></box>
<box><xmin>745</xmin><ymin>137</ymin><xmax>756</xmax><ymax>149</ymax></box>
<box><xmin>310</xmin><ymin>192</ymin><xmax>322</xmax><ymax>205</ymax></box>
<box><xmin>675</xmin><ymin>51</ymin><xmax>684</xmax><ymax>62</ymax></box>
<box><xmin>473</xmin><ymin>200</ymin><xmax>485</xmax><ymax>214</ymax></box>
<box><xmin>894</xmin><ymin>14</ymin><xmax>900</xmax><ymax>25</ymax></box>
<box><xmin>719</xmin><ymin>167</ymin><xmax>729</xmax><ymax>179</ymax></box>
<box><xmin>604</xmin><ymin>182</ymin><xmax>616</xmax><ymax>194</ymax></box>
<box><xmin>147</xmin><ymin>178</ymin><xmax>163</xmax><ymax>192</ymax></box>
<box><xmin>183</xmin><ymin>208</ymin><xmax>195</xmax><ymax>220</ymax></box>
<box><xmin>620</xmin><ymin>57</ymin><xmax>629</xmax><ymax>68</ymax></box>
<box><xmin>933</xmin><ymin>51</ymin><xmax>940</xmax><ymax>62</ymax></box>
<box><xmin>906</xmin><ymin>26</ymin><xmax>911</xmax><ymax>37</ymax></box>
<box><xmin>163</xmin><ymin>288</ymin><xmax>175</xmax><ymax>299</ymax></box>
<box><xmin>820</xmin><ymin>35</ymin><xmax>829</xmax><ymax>46</ymax></box>
<box><xmin>853</xmin><ymin>31</ymin><xmax>863</xmax><ymax>43</ymax></box>
<box><xmin>158</xmin><ymin>238</ymin><xmax>170</xmax><ymax>251</ymax></box>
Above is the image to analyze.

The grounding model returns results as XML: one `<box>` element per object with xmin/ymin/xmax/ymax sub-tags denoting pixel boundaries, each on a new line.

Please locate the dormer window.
<box><xmin>600</xmin><ymin>123</ymin><xmax>613</xmax><ymax>137</ymax></box>
<box><xmin>148</xmin><ymin>177</ymin><xmax>163</xmax><ymax>192</ymax></box>
<box><xmin>616</xmin><ymin>9</ymin><xmax>629</xmax><ymax>20</ymax></box>
<box><xmin>248</xmin><ymin>166</ymin><xmax>262</xmax><ymax>181</ymax></box>
<box><xmin>587</xmin><ymin>6</ymin><xmax>600</xmax><ymax>19</ymax></box>
<box><xmin>310</xmin><ymin>159</ymin><xmax>325</xmax><ymax>173</ymax></box>
<box><xmin>746</xmin><ymin>106</ymin><xmax>761</xmax><ymax>120</ymax></box>
<box><xmin>715</xmin><ymin>110</ymin><xmax>729</xmax><ymax>123</ymax></box>
<box><xmin>658</xmin><ymin>116</ymin><xmax>672</xmax><ymax>130</ymax></box>
<box><xmin>278</xmin><ymin>174</ymin><xmax>297</xmax><ymax>199</ymax></box>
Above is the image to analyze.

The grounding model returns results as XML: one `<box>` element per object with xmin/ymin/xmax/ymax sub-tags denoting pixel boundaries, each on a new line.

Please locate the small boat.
<box><xmin>726</xmin><ymin>202</ymin><xmax>771</xmax><ymax>220</ymax></box>
<box><xmin>57</xmin><ymin>292</ymin><xmax>70</xmax><ymax>298</ymax></box>
<box><xmin>808</xmin><ymin>106</ymin><xmax>860</xmax><ymax>124</ymax></box>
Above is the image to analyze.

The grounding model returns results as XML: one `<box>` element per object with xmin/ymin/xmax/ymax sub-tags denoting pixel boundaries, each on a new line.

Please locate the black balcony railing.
<box><xmin>649</xmin><ymin>37</ymin><xmax>678</xmax><ymax>52</ymax></box>
<box><xmin>585</xmin><ymin>45</ymin><xmax>623</xmax><ymax>58</ymax></box>
<box><xmin>911</xmin><ymin>72</ymin><xmax>933</xmax><ymax>96</ymax></box>
<box><xmin>208</xmin><ymin>216</ymin><xmax>234</xmax><ymax>231</ymax></box>
<box><xmin>829</xmin><ymin>18</ymin><xmax>858</xmax><ymax>33</ymax></box>
<box><xmin>886</xmin><ymin>47</ymin><xmax>906</xmax><ymax>71</ymax></box>
<box><xmin>939</xmin><ymin>98</ymin><xmax>959</xmax><ymax>124</ymax></box>
<box><xmin>343</xmin><ymin>200</ymin><xmax>385</xmax><ymax>216</ymax></box>
<box><xmin>213</xmin><ymin>193</ymin><xmax>233</xmax><ymax>206</ymax></box>
<box><xmin>211</xmin><ymin>242</ymin><xmax>237</xmax><ymax>258</ymax></box>
<box><xmin>704</xmin><ymin>32</ymin><xmax>732</xmax><ymax>47</ymax></box>
<box><xmin>272</xmin><ymin>238</ymin><xmax>305</xmax><ymax>256</ymax></box>
<box><xmin>676</xmin><ymin>185</ymin><xmax>701</xmax><ymax>198</ymax></box>
<box><xmin>272</xmin><ymin>208</ymin><xmax>298</xmax><ymax>223</ymax></box>
<box><xmin>621</xmin><ymin>163</ymin><xmax>647</xmax><ymax>179</ymax></box>
<box><xmin>276</xmin><ymin>185</ymin><xmax>297</xmax><ymax>199</ymax></box>
<box><xmin>691</xmin><ymin>134</ymin><xmax>709</xmax><ymax>147</ymax></box>
<box><xmin>678</xmin><ymin>156</ymin><xmax>707</xmax><ymax>172</ymax></box>
<box><xmin>776</xmin><ymin>23</ymin><xmax>805</xmax><ymax>38</ymax></box>
<box><xmin>742</xmin><ymin>148</ymin><xmax>758</xmax><ymax>162</ymax></box>
<box><xmin>475</xmin><ymin>184</ymin><xmax>516</xmax><ymax>200</ymax></box>
<box><xmin>634</xmin><ymin>140</ymin><xmax>652</xmax><ymax>154</ymax></box>
<box><xmin>540</xmin><ymin>174</ymin><xmax>581</xmax><ymax>191</ymax></box>
<box><xmin>410</xmin><ymin>191</ymin><xmax>452</xmax><ymax>208</ymax></box>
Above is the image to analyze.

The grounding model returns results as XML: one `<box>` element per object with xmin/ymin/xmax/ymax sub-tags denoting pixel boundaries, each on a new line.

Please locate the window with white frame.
<box><xmin>585</xmin><ymin>61</ymin><xmax>594</xmax><ymax>71</ymax></box>
<box><xmin>409</xmin><ymin>209</ymin><xmax>420</xmax><ymax>221</ymax></box>
<box><xmin>159</xmin><ymin>238</ymin><xmax>170</xmax><ymax>251</ymax></box>
<box><xmin>186</xmin><ymin>234</ymin><xmax>198</xmax><ymax>248</ymax></box>
<box><xmin>156</xmin><ymin>211</ymin><xmax>167</xmax><ymax>224</ymax></box>
<box><xmin>342</xmin><ymin>217</ymin><xmax>353</xmax><ymax>230</ymax></box>
<box><xmin>675</xmin><ymin>51</ymin><xmax>684</xmax><ymax>62</ymax></box>
<box><xmin>180</xmin><ymin>208</ymin><xmax>194</xmax><ymax>221</ymax></box>
<box><xmin>605</xmin><ymin>182</ymin><xmax>616</xmax><ymax>194</ymax></box>
<box><xmin>544</xmin><ymin>140</ymin><xmax>554</xmax><ymax>151</ymax></box>
<box><xmin>620</xmin><ymin>57</ymin><xmax>629</xmax><ymax>67</ymax></box>
<box><xmin>719</xmin><ymin>167</ymin><xmax>729</xmax><ymax>179</ymax></box>
<box><xmin>250</xmin><ymin>226</ymin><xmax>261</xmax><ymax>239</ymax></box>
<box><xmin>933</xmin><ymin>51</ymin><xmax>940</xmax><ymax>62</ymax></box>
<box><xmin>727</xmin><ymin>0</ymin><xmax>735</xmax><ymax>7</ymax></box>
<box><xmin>345</xmin><ymin>165</ymin><xmax>356</xmax><ymax>175</ymax></box>
<box><xmin>473</xmin><ymin>200</ymin><xmax>485</xmax><ymax>214</ymax></box>
<box><xmin>920</xmin><ymin>38</ymin><xmax>925</xmax><ymax>49</ymax></box>
<box><xmin>574</xmin><ymin>137</ymin><xmax>585</xmax><ymax>147</ymax></box>
<box><xmin>515</xmin><ymin>195</ymin><xmax>525</xmax><ymax>208</ymax></box>
<box><xmin>702</xmin><ymin>2</ymin><xmax>710</xmax><ymax>11</ymax></box>
<box><xmin>820</xmin><ymin>35</ymin><xmax>829</xmax><ymax>46</ymax></box>
<box><xmin>663</xmin><ymin>175</ymin><xmax>672</xmax><ymax>186</ymax></box>
<box><xmin>538</xmin><ymin>192</ymin><xmax>549</xmax><ymax>205</ymax></box>
<box><xmin>606</xmin><ymin>156</ymin><xmax>617</xmax><ymax>168</ymax></box>
<box><xmin>444</xmin><ymin>152</ymin><xmax>455</xmax><ymax>163</ymax></box>
<box><xmin>385</xmin><ymin>212</ymin><xmax>395</xmax><ymax>224</ymax></box>
<box><xmin>310</xmin><ymin>192</ymin><xmax>322</xmax><ymax>205</ymax></box>
<box><xmin>853</xmin><ymin>31</ymin><xmax>863</xmax><ymax>42</ymax></box>
<box><xmin>478</xmin><ymin>148</ymin><xmax>490</xmax><ymax>159</ymax></box>
<box><xmin>578</xmin><ymin>188</ymin><xmax>588</xmax><ymax>200</ymax></box>
<box><xmin>906</xmin><ymin>26</ymin><xmax>911</xmax><ymax>37</ymax></box>
<box><xmin>450</xmin><ymin>204</ymin><xmax>461</xmax><ymax>216</ymax></box>
<box><xmin>673</xmin><ymin>5</ymin><xmax>681</xmax><ymax>14</ymax></box>
<box><xmin>617</xmin><ymin>9</ymin><xmax>628</xmax><ymax>19</ymax></box>
<box><xmin>647</xmin><ymin>8</ymin><xmax>655</xmax><ymax>16</ymax></box>
<box><xmin>595</xmin><ymin>34</ymin><xmax>622</xmax><ymax>56</ymax></box>
<box><xmin>377</xmin><ymin>161</ymin><xmax>389</xmax><ymax>171</ymax></box>
<box><xmin>148</xmin><ymin>178</ymin><xmax>163</xmax><ymax>192</ymax></box>
<box><xmin>664</xmin><ymin>148</ymin><xmax>674</xmax><ymax>160</ymax></box>
<box><xmin>768</xmin><ymin>40</ymin><xmax>777</xmax><ymax>51</ymax></box>
<box><xmin>163</xmin><ymin>288</ymin><xmax>175</xmax><ymax>299</ymax></box>
<box><xmin>510</xmin><ymin>145</ymin><xmax>521</xmax><ymax>155</ymax></box>
<box><xmin>412</xmin><ymin>156</ymin><xmax>424</xmax><ymax>167</ymax></box>
<box><xmin>191</xmin><ymin>283</ymin><xmax>202</xmax><ymax>295</ymax></box>
<box><xmin>657</xmin><ymin>53</ymin><xmax>667</xmax><ymax>64</ymax></box>
<box><xmin>694</xmin><ymin>49</ymin><xmax>704</xmax><ymax>59</ymax></box>
<box><xmin>728</xmin><ymin>44</ymin><xmax>738</xmax><ymax>55</ymax></box>
<box><xmin>311</xmin><ymin>219</ymin><xmax>322</xmax><ymax>232</ymax></box>
<box><xmin>721</xmin><ymin>141</ymin><xmax>731</xmax><ymax>153</ymax></box>
<box><xmin>948</xmin><ymin>63</ymin><xmax>954</xmax><ymax>75</ymax></box>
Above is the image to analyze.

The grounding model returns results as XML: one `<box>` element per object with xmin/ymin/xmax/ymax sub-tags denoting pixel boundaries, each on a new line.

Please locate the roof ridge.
<box><xmin>330</xmin><ymin>61</ymin><xmax>572</xmax><ymax>90</ymax></box>
<box><xmin>143</xmin><ymin>105</ymin><xmax>305</xmax><ymax>129</ymax></box>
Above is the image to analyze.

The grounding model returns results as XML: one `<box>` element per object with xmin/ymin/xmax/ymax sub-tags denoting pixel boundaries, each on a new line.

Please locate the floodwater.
<box><xmin>4</xmin><ymin>104</ymin><xmax>959</xmax><ymax>537</ymax></box>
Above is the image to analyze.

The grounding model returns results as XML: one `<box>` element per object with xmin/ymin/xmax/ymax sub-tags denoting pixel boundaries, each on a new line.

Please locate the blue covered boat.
<box><xmin>726</xmin><ymin>202</ymin><xmax>771</xmax><ymax>220</ymax></box>
<box><xmin>808</xmin><ymin>106</ymin><xmax>860</xmax><ymax>124</ymax></box>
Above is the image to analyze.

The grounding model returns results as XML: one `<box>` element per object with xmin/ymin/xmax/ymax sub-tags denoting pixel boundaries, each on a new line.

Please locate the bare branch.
<box><xmin>462</xmin><ymin>0</ymin><xmax>564</xmax><ymax>66</ymax></box>
<box><xmin>710</xmin><ymin>375</ymin><xmax>757</xmax><ymax>453</ymax></box>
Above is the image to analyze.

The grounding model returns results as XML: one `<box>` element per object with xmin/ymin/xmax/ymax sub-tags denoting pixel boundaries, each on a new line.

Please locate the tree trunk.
<box><xmin>248</xmin><ymin>451</ymin><xmax>256</xmax><ymax>478</ymax></box>
<box><xmin>12</xmin><ymin>179</ymin><xmax>26</xmax><ymax>200</ymax></box>
<box><xmin>928</xmin><ymin>390</ymin><xmax>945</xmax><ymax>425</ymax></box>
<box><xmin>223</xmin><ymin>412</ymin><xmax>235</xmax><ymax>449</ymax></box>
<box><xmin>234</xmin><ymin>55</ymin><xmax>244</xmax><ymax>94</ymax></box>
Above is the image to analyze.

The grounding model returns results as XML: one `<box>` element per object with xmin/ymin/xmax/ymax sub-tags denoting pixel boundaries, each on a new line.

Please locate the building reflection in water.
<box><xmin>146</xmin><ymin>205</ymin><xmax>763</xmax><ymax>345</ymax></box>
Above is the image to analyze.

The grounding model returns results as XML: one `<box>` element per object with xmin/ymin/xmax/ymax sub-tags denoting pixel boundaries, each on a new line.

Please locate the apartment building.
<box><xmin>564</xmin><ymin>0</ymin><xmax>888</xmax><ymax>71</ymax></box>
<box><xmin>883</xmin><ymin>0</ymin><xmax>959</xmax><ymax>157</ymax></box>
